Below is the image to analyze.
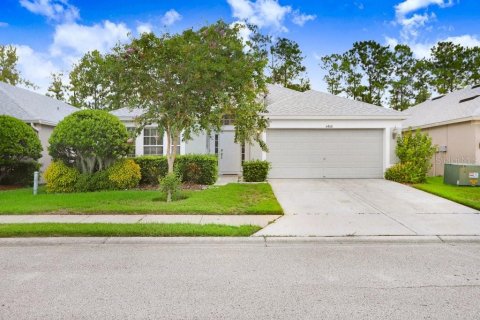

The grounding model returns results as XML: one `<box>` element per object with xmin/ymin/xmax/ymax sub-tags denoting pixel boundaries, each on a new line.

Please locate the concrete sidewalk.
<box><xmin>0</xmin><ymin>215</ymin><xmax>281</xmax><ymax>227</ymax></box>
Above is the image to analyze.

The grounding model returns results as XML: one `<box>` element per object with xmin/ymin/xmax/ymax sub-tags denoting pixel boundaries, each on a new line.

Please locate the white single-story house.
<box><xmin>0</xmin><ymin>81</ymin><xmax>77</xmax><ymax>172</ymax></box>
<box><xmin>112</xmin><ymin>84</ymin><xmax>405</xmax><ymax>179</ymax></box>
<box><xmin>402</xmin><ymin>84</ymin><xmax>480</xmax><ymax>176</ymax></box>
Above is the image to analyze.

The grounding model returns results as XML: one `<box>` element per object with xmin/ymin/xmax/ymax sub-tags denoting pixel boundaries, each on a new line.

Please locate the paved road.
<box><xmin>257</xmin><ymin>179</ymin><xmax>480</xmax><ymax>236</ymax></box>
<box><xmin>1</xmin><ymin>239</ymin><xmax>480</xmax><ymax>319</ymax></box>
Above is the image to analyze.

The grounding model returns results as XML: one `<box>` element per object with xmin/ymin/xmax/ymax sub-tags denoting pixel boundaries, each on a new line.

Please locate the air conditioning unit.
<box><xmin>444</xmin><ymin>164</ymin><xmax>480</xmax><ymax>186</ymax></box>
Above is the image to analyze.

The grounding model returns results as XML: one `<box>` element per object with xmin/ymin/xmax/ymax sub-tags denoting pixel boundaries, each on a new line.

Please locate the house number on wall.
<box><xmin>325</xmin><ymin>125</ymin><xmax>333</xmax><ymax>128</ymax></box>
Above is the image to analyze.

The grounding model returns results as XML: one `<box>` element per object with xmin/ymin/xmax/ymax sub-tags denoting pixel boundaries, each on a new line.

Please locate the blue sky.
<box><xmin>1</xmin><ymin>0</ymin><xmax>479</xmax><ymax>93</ymax></box>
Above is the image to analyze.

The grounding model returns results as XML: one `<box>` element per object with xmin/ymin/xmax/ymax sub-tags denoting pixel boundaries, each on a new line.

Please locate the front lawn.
<box><xmin>0</xmin><ymin>223</ymin><xmax>261</xmax><ymax>237</ymax></box>
<box><xmin>0</xmin><ymin>183</ymin><xmax>283</xmax><ymax>215</ymax></box>
<box><xmin>414</xmin><ymin>176</ymin><xmax>480</xmax><ymax>211</ymax></box>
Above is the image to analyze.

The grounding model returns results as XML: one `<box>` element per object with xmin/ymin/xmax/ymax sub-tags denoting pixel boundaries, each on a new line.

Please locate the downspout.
<box><xmin>30</xmin><ymin>123</ymin><xmax>39</xmax><ymax>133</ymax></box>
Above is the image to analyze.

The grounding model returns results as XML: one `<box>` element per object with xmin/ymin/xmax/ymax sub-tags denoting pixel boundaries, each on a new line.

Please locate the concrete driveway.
<box><xmin>256</xmin><ymin>179</ymin><xmax>480</xmax><ymax>237</ymax></box>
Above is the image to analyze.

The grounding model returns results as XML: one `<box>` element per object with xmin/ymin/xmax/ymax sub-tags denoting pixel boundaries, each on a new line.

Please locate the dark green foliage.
<box><xmin>385</xmin><ymin>130</ymin><xmax>436</xmax><ymax>184</ymax></box>
<box><xmin>48</xmin><ymin>110</ymin><xmax>130</xmax><ymax>174</ymax></box>
<box><xmin>269</xmin><ymin>37</ymin><xmax>310</xmax><ymax>91</ymax></box>
<box><xmin>133</xmin><ymin>156</ymin><xmax>168</xmax><ymax>185</ymax></box>
<box><xmin>74</xmin><ymin>171</ymin><xmax>111</xmax><ymax>192</ymax></box>
<box><xmin>242</xmin><ymin>160</ymin><xmax>270</xmax><ymax>182</ymax></box>
<box><xmin>320</xmin><ymin>40</ymin><xmax>480</xmax><ymax>109</ymax></box>
<box><xmin>0</xmin><ymin>161</ymin><xmax>40</xmax><ymax>186</ymax></box>
<box><xmin>133</xmin><ymin>155</ymin><xmax>218</xmax><ymax>185</ymax></box>
<box><xmin>175</xmin><ymin>155</ymin><xmax>218</xmax><ymax>185</ymax></box>
<box><xmin>0</xmin><ymin>115</ymin><xmax>42</xmax><ymax>184</ymax></box>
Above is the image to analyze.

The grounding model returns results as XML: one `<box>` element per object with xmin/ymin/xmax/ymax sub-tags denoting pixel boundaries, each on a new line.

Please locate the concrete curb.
<box><xmin>1</xmin><ymin>235</ymin><xmax>480</xmax><ymax>246</ymax></box>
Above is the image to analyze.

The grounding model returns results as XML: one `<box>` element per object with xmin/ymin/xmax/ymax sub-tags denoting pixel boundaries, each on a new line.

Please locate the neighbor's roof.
<box><xmin>0</xmin><ymin>81</ymin><xmax>77</xmax><ymax>126</ymax></box>
<box><xmin>110</xmin><ymin>107</ymin><xmax>143</xmax><ymax>120</ymax></box>
<box><xmin>266</xmin><ymin>89</ymin><xmax>404</xmax><ymax>119</ymax></box>
<box><xmin>402</xmin><ymin>85</ymin><xmax>480</xmax><ymax>129</ymax></box>
<box><xmin>110</xmin><ymin>83</ymin><xmax>404</xmax><ymax>121</ymax></box>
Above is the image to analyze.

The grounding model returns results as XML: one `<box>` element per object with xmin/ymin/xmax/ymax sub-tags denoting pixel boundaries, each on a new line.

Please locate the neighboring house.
<box><xmin>402</xmin><ymin>85</ymin><xmax>480</xmax><ymax>176</ymax></box>
<box><xmin>0</xmin><ymin>81</ymin><xmax>77</xmax><ymax>172</ymax></box>
<box><xmin>112</xmin><ymin>84</ymin><xmax>405</xmax><ymax>179</ymax></box>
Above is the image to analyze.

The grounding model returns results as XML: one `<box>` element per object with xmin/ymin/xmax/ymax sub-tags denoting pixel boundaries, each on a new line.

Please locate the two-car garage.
<box><xmin>266</xmin><ymin>129</ymin><xmax>385</xmax><ymax>179</ymax></box>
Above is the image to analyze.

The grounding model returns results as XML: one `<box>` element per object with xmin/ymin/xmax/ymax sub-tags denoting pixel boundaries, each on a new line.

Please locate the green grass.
<box><xmin>0</xmin><ymin>183</ymin><xmax>283</xmax><ymax>215</ymax></box>
<box><xmin>0</xmin><ymin>223</ymin><xmax>261</xmax><ymax>237</ymax></box>
<box><xmin>414</xmin><ymin>176</ymin><xmax>480</xmax><ymax>211</ymax></box>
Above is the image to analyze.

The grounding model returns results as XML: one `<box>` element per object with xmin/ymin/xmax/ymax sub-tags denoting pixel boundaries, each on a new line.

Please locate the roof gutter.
<box><xmin>403</xmin><ymin>116</ymin><xmax>480</xmax><ymax>130</ymax></box>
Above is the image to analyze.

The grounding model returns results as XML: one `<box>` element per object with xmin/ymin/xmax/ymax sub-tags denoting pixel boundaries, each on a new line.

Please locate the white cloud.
<box><xmin>136</xmin><ymin>22</ymin><xmax>152</xmax><ymax>35</ymax></box>
<box><xmin>161</xmin><ymin>9</ymin><xmax>182</xmax><ymax>26</ymax></box>
<box><xmin>393</xmin><ymin>0</ymin><xmax>455</xmax><ymax>41</ymax></box>
<box><xmin>227</xmin><ymin>0</ymin><xmax>314</xmax><ymax>32</ymax></box>
<box><xmin>395</xmin><ymin>0</ymin><xmax>454</xmax><ymax>18</ymax></box>
<box><xmin>50</xmin><ymin>20</ymin><xmax>131</xmax><ymax>58</ymax></box>
<box><xmin>14</xmin><ymin>44</ymin><xmax>60</xmax><ymax>92</ymax></box>
<box><xmin>385</xmin><ymin>34</ymin><xmax>480</xmax><ymax>58</ymax></box>
<box><xmin>0</xmin><ymin>22</ymin><xmax>8</xmax><ymax>27</ymax></box>
<box><xmin>228</xmin><ymin>0</ymin><xmax>290</xmax><ymax>31</ymax></box>
<box><xmin>19</xmin><ymin>0</ymin><xmax>79</xmax><ymax>23</ymax></box>
<box><xmin>291</xmin><ymin>10</ymin><xmax>316</xmax><ymax>26</ymax></box>
<box><xmin>444</xmin><ymin>34</ymin><xmax>480</xmax><ymax>48</ymax></box>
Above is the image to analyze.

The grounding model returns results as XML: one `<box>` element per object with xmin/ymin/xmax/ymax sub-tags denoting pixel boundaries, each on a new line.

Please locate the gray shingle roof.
<box><xmin>110</xmin><ymin>84</ymin><xmax>404</xmax><ymax>120</ymax></box>
<box><xmin>402</xmin><ymin>85</ymin><xmax>480</xmax><ymax>128</ymax></box>
<box><xmin>267</xmin><ymin>89</ymin><xmax>404</xmax><ymax>118</ymax></box>
<box><xmin>0</xmin><ymin>81</ymin><xmax>77</xmax><ymax>125</ymax></box>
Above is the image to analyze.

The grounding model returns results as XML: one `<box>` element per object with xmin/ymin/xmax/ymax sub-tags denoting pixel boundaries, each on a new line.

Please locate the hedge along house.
<box><xmin>112</xmin><ymin>84</ymin><xmax>405</xmax><ymax>179</ymax></box>
<box><xmin>402</xmin><ymin>85</ymin><xmax>480</xmax><ymax>176</ymax></box>
<box><xmin>0</xmin><ymin>81</ymin><xmax>77</xmax><ymax>172</ymax></box>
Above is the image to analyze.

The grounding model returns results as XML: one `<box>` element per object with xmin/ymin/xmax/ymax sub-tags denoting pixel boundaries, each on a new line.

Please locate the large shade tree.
<box><xmin>110</xmin><ymin>21</ymin><xmax>269</xmax><ymax>199</ymax></box>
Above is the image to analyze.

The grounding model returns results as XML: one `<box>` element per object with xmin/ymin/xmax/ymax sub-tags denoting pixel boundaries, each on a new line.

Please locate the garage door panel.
<box><xmin>267</xmin><ymin>129</ymin><xmax>383</xmax><ymax>179</ymax></box>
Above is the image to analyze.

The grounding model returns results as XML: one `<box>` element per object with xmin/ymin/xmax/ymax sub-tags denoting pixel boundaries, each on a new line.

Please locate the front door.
<box><xmin>218</xmin><ymin>131</ymin><xmax>242</xmax><ymax>174</ymax></box>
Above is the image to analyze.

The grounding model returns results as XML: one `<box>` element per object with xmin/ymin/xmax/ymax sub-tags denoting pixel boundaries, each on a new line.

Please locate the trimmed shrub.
<box><xmin>74</xmin><ymin>171</ymin><xmax>112</xmax><ymax>192</ymax></box>
<box><xmin>0</xmin><ymin>115</ymin><xmax>42</xmax><ymax>184</ymax></box>
<box><xmin>0</xmin><ymin>161</ymin><xmax>40</xmax><ymax>186</ymax></box>
<box><xmin>159</xmin><ymin>173</ymin><xmax>182</xmax><ymax>201</ymax></box>
<box><xmin>133</xmin><ymin>155</ymin><xmax>217</xmax><ymax>185</ymax></box>
<box><xmin>48</xmin><ymin>110</ymin><xmax>130</xmax><ymax>174</ymax></box>
<box><xmin>386</xmin><ymin>130</ymin><xmax>436</xmax><ymax>184</ymax></box>
<box><xmin>175</xmin><ymin>155</ymin><xmax>218</xmax><ymax>185</ymax></box>
<box><xmin>44</xmin><ymin>161</ymin><xmax>80</xmax><ymax>193</ymax></box>
<box><xmin>385</xmin><ymin>162</ymin><xmax>428</xmax><ymax>184</ymax></box>
<box><xmin>133</xmin><ymin>156</ymin><xmax>168</xmax><ymax>185</ymax></box>
<box><xmin>107</xmin><ymin>159</ymin><xmax>141</xmax><ymax>190</ymax></box>
<box><xmin>242</xmin><ymin>160</ymin><xmax>270</xmax><ymax>182</ymax></box>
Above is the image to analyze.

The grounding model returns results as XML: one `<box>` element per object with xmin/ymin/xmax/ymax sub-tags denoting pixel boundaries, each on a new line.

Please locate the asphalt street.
<box><xmin>1</xmin><ymin>239</ymin><xmax>480</xmax><ymax>319</ymax></box>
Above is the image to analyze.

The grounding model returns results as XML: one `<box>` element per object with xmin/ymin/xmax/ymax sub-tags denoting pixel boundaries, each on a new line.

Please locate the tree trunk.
<box><xmin>164</xmin><ymin>127</ymin><xmax>179</xmax><ymax>203</ymax></box>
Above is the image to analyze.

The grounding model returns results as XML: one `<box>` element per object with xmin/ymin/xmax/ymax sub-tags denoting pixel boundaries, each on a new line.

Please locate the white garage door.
<box><xmin>267</xmin><ymin>129</ymin><xmax>384</xmax><ymax>178</ymax></box>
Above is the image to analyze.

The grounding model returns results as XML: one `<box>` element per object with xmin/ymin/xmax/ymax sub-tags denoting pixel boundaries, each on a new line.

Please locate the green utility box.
<box><xmin>444</xmin><ymin>164</ymin><xmax>480</xmax><ymax>186</ymax></box>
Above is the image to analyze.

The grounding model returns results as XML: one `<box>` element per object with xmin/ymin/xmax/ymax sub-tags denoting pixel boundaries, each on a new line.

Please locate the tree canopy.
<box><xmin>0</xmin><ymin>45</ymin><xmax>36</xmax><ymax>88</ymax></box>
<box><xmin>269</xmin><ymin>38</ymin><xmax>310</xmax><ymax>91</ymax></box>
<box><xmin>320</xmin><ymin>40</ymin><xmax>480</xmax><ymax>110</ymax></box>
<box><xmin>110</xmin><ymin>21</ymin><xmax>269</xmax><ymax>175</ymax></box>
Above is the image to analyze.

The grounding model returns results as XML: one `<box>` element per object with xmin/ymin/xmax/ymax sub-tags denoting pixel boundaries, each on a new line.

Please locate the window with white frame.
<box><xmin>222</xmin><ymin>114</ymin><xmax>235</xmax><ymax>125</ymax></box>
<box><xmin>143</xmin><ymin>127</ymin><xmax>163</xmax><ymax>155</ymax></box>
